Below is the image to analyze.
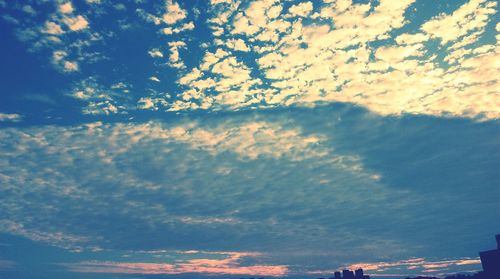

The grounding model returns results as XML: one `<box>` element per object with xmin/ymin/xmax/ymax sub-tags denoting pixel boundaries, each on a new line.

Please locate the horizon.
<box><xmin>0</xmin><ymin>0</ymin><xmax>499</xmax><ymax>278</ymax></box>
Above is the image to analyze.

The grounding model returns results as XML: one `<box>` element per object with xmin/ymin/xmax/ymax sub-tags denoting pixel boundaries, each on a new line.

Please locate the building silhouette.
<box><xmin>406</xmin><ymin>234</ymin><xmax>500</xmax><ymax>279</ymax></box>
<box><xmin>478</xmin><ymin>234</ymin><xmax>500</xmax><ymax>278</ymax></box>
<box><xmin>324</xmin><ymin>268</ymin><xmax>369</xmax><ymax>279</ymax></box>
<box><xmin>343</xmin><ymin>269</ymin><xmax>355</xmax><ymax>279</ymax></box>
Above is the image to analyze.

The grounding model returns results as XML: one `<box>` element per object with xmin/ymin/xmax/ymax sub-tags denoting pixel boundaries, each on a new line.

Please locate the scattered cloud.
<box><xmin>69</xmin><ymin>77</ymin><xmax>131</xmax><ymax>114</ymax></box>
<box><xmin>143</xmin><ymin>0</ymin><xmax>499</xmax><ymax>120</ymax></box>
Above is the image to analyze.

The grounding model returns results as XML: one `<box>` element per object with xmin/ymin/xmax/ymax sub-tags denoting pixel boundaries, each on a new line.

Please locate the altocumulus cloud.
<box><xmin>0</xmin><ymin>0</ymin><xmax>499</xmax><ymax>277</ymax></box>
<box><xmin>0</xmin><ymin>110</ymin><xmax>418</xmax><ymax>273</ymax></box>
<box><xmin>2</xmin><ymin>0</ymin><xmax>498</xmax><ymax>118</ymax></box>
<box><xmin>1</xmin><ymin>106</ymin><xmax>498</xmax><ymax>276</ymax></box>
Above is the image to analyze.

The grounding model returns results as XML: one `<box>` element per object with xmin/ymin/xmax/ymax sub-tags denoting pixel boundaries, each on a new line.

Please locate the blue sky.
<box><xmin>0</xmin><ymin>0</ymin><xmax>499</xmax><ymax>278</ymax></box>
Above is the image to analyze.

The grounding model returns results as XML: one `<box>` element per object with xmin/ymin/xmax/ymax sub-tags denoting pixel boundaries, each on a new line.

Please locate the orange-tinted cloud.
<box><xmin>65</xmin><ymin>252</ymin><xmax>288</xmax><ymax>276</ymax></box>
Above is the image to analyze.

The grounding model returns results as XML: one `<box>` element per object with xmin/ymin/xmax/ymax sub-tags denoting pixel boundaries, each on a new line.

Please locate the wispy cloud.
<box><xmin>0</xmin><ymin>113</ymin><xmax>22</xmax><ymax>122</ymax></box>
<box><xmin>0</xmin><ymin>260</ymin><xmax>16</xmax><ymax>271</ymax></box>
<box><xmin>64</xmin><ymin>252</ymin><xmax>288</xmax><ymax>276</ymax></box>
<box><xmin>346</xmin><ymin>257</ymin><xmax>482</xmax><ymax>277</ymax></box>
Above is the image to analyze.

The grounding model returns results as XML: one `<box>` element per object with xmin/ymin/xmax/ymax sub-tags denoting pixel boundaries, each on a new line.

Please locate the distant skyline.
<box><xmin>0</xmin><ymin>0</ymin><xmax>499</xmax><ymax>278</ymax></box>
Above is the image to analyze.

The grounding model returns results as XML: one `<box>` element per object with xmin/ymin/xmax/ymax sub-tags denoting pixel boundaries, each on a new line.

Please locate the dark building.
<box><xmin>325</xmin><ymin>268</ymin><xmax>369</xmax><ymax>279</ymax></box>
<box><xmin>479</xmin><ymin>234</ymin><xmax>500</xmax><ymax>278</ymax></box>
<box><xmin>354</xmin><ymin>268</ymin><xmax>370</xmax><ymax>279</ymax></box>
<box><xmin>343</xmin><ymin>269</ymin><xmax>355</xmax><ymax>279</ymax></box>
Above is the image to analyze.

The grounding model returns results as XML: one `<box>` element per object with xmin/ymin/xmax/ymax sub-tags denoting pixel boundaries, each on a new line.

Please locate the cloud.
<box><xmin>21</xmin><ymin>5</ymin><xmax>36</xmax><ymax>16</ymax></box>
<box><xmin>421</xmin><ymin>0</ymin><xmax>496</xmax><ymax>44</ymax></box>
<box><xmin>170</xmin><ymin>50</ymin><xmax>264</xmax><ymax>111</ymax></box>
<box><xmin>288</xmin><ymin>2</ymin><xmax>313</xmax><ymax>17</ymax></box>
<box><xmin>0</xmin><ymin>112</ymin><xmax>391</xmax><ymax>258</ymax></box>
<box><xmin>64</xmin><ymin>252</ymin><xmax>288</xmax><ymax>276</ymax></box>
<box><xmin>3</xmin><ymin>0</ymin><xmax>104</xmax><ymax>75</ymax></box>
<box><xmin>63</xmin><ymin>15</ymin><xmax>89</xmax><ymax>31</ymax></box>
<box><xmin>0</xmin><ymin>107</ymin><xmax>499</xmax><ymax>274</ymax></box>
<box><xmin>148</xmin><ymin>48</ymin><xmax>164</xmax><ymax>58</ymax></box>
<box><xmin>0</xmin><ymin>260</ymin><xmax>16</xmax><ymax>271</ymax></box>
<box><xmin>149</xmin><ymin>76</ymin><xmax>161</xmax><ymax>82</ymax></box>
<box><xmin>0</xmin><ymin>220</ymin><xmax>91</xmax><ymax>251</ymax></box>
<box><xmin>167</xmin><ymin>41</ymin><xmax>187</xmax><ymax>69</ymax></box>
<box><xmin>69</xmin><ymin>77</ymin><xmax>131</xmax><ymax>114</ymax></box>
<box><xmin>43</xmin><ymin>21</ymin><xmax>64</xmax><ymax>35</ymax></box>
<box><xmin>163</xmin><ymin>0</ymin><xmax>187</xmax><ymax>25</ymax></box>
<box><xmin>345</xmin><ymin>257</ymin><xmax>482</xmax><ymax>276</ymax></box>
<box><xmin>59</xmin><ymin>2</ymin><xmax>74</xmax><ymax>14</ymax></box>
<box><xmin>161</xmin><ymin>21</ymin><xmax>195</xmax><ymax>35</ymax></box>
<box><xmin>0</xmin><ymin>113</ymin><xmax>22</xmax><ymax>122</ymax></box>
<box><xmin>225</xmin><ymin>38</ymin><xmax>250</xmax><ymax>52</ymax></box>
<box><xmin>3</xmin><ymin>0</ymin><xmax>498</xmax><ymax>119</ymax></box>
<box><xmin>135</xmin><ymin>0</ymin><xmax>499</xmax><ymax>121</ymax></box>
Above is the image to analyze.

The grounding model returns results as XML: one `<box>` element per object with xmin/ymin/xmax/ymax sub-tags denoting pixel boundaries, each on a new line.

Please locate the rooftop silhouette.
<box><xmin>478</xmin><ymin>234</ymin><xmax>500</xmax><ymax>278</ymax></box>
<box><xmin>239</xmin><ymin>235</ymin><xmax>500</xmax><ymax>279</ymax></box>
<box><xmin>406</xmin><ymin>234</ymin><xmax>500</xmax><ymax>279</ymax></box>
<box><xmin>316</xmin><ymin>268</ymin><xmax>369</xmax><ymax>279</ymax></box>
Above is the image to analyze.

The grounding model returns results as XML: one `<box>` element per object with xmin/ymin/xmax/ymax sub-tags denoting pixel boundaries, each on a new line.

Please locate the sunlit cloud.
<box><xmin>64</xmin><ymin>251</ymin><xmax>288</xmax><ymax>276</ymax></box>
<box><xmin>346</xmin><ymin>257</ymin><xmax>482</xmax><ymax>276</ymax></box>
<box><xmin>1</xmin><ymin>1</ymin><xmax>499</xmax><ymax>277</ymax></box>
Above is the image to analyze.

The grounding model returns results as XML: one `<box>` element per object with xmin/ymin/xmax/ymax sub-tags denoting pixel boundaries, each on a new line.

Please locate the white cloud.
<box><xmin>68</xmin><ymin>77</ymin><xmax>130</xmax><ymax>115</ymax></box>
<box><xmin>167</xmin><ymin>41</ymin><xmax>187</xmax><ymax>69</ymax></box>
<box><xmin>163</xmin><ymin>0</ymin><xmax>187</xmax><ymax>25</ymax></box>
<box><xmin>162</xmin><ymin>22</ymin><xmax>195</xmax><ymax>35</ymax></box>
<box><xmin>149</xmin><ymin>76</ymin><xmax>161</xmax><ymax>82</ymax></box>
<box><xmin>148</xmin><ymin>49</ymin><xmax>164</xmax><ymax>58</ymax></box>
<box><xmin>157</xmin><ymin>0</ymin><xmax>499</xmax><ymax>120</ymax></box>
<box><xmin>288</xmin><ymin>2</ymin><xmax>313</xmax><ymax>17</ymax></box>
<box><xmin>225</xmin><ymin>38</ymin><xmax>250</xmax><ymax>52</ymax></box>
<box><xmin>421</xmin><ymin>0</ymin><xmax>496</xmax><ymax>44</ymax></box>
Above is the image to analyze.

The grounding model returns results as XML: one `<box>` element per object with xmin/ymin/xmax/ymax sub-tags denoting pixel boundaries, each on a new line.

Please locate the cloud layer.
<box><xmin>1</xmin><ymin>106</ymin><xmax>499</xmax><ymax>276</ymax></box>
<box><xmin>2</xmin><ymin>0</ymin><xmax>498</xmax><ymax>119</ymax></box>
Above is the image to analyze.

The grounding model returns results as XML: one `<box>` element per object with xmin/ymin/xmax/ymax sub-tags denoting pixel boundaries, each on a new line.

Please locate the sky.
<box><xmin>0</xmin><ymin>0</ymin><xmax>499</xmax><ymax>278</ymax></box>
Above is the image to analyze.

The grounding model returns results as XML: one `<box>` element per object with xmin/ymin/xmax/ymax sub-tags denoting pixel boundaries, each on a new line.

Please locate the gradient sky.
<box><xmin>0</xmin><ymin>0</ymin><xmax>499</xmax><ymax>278</ymax></box>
